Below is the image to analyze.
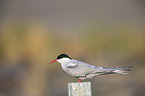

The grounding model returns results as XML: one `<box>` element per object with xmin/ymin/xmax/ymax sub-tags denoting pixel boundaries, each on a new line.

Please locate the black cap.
<box><xmin>57</xmin><ymin>54</ymin><xmax>72</xmax><ymax>59</ymax></box>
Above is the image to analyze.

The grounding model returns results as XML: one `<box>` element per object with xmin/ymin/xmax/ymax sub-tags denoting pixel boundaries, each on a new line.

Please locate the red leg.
<box><xmin>78</xmin><ymin>78</ymin><xmax>82</xmax><ymax>82</ymax></box>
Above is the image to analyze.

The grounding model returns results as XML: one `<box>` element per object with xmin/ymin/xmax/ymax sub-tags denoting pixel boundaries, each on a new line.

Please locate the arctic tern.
<box><xmin>49</xmin><ymin>54</ymin><xmax>133</xmax><ymax>82</ymax></box>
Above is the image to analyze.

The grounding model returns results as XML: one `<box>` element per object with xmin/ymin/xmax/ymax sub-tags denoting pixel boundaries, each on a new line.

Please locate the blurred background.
<box><xmin>0</xmin><ymin>0</ymin><xmax>145</xmax><ymax>96</ymax></box>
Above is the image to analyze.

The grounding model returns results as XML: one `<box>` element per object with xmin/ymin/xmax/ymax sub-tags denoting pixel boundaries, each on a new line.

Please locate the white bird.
<box><xmin>49</xmin><ymin>54</ymin><xmax>133</xmax><ymax>82</ymax></box>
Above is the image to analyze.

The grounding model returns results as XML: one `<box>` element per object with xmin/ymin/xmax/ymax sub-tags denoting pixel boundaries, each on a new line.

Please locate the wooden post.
<box><xmin>68</xmin><ymin>82</ymin><xmax>92</xmax><ymax>96</ymax></box>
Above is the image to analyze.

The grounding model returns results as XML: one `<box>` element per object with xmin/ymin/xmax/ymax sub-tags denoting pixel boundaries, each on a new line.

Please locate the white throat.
<box><xmin>57</xmin><ymin>58</ymin><xmax>71</xmax><ymax>64</ymax></box>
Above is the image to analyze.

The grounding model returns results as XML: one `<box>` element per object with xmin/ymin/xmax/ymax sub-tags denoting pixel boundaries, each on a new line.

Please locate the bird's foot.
<box><xmin>78</xmin><ymin>78</ymin><xmax>82</xmax><ymax>82</ymax></box>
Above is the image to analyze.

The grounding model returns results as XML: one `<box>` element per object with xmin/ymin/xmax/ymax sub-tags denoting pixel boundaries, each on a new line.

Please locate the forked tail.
<box><xmin>85</xmin><ymin>66</ymin><xmax>133</xmax><ymax>79</ymax></box>
<box><xmin>109</xmin><ymin>66</ymin><xmax>133</xmax><ymax>74</ymax></box>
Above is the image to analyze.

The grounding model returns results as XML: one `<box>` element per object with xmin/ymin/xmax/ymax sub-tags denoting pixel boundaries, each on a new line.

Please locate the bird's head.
<box><xmin>49</xmin><ymin>54</ymin><xmax>72</xmax><ymax>64</ymax></box>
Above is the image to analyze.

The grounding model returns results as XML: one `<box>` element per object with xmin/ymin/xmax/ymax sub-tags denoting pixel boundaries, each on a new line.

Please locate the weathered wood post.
<box><xmin>68</xmin><ymin>82</ymin><xmax>92</xmax><ymax>96</ymax></box>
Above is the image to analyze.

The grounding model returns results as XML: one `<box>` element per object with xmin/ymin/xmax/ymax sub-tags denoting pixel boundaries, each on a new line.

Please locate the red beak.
<box><xmin>49</xmin><ymin>60</ymin><xmax>58</xmax><ymax>64</ymax></box>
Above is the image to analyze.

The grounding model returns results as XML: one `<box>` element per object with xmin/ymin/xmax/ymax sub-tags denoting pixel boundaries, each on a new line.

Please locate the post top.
<box><xmin>68</xmin><ymin>81</ymin><xmax>92</xmax><ymax>96</ymax></box>
<box><xmin>68</xmin><ymin>82</ymin><xmax>91</xmax><ymax>84</ymax></box>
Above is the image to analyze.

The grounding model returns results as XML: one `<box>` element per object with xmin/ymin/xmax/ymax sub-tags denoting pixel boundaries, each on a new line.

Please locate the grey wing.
<box><xmin>66</xmin><ymin>59</ymin><xmax>133</xmax><ymax>79</ymax></box>
<box><xmin>87</xmin><ymin>66</ymin><xmax>133</xmax><ymax>77</ymax></box>
<box><xmin>67</xmin><ymin>59</ymin><xmax>102</xmax><ymax>75</ymax></box>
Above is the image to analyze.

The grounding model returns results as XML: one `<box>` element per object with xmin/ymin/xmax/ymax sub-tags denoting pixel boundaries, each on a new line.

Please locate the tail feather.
<box><xmin>106</xmin><ymin>66</ymin><xmax>133</xmax><ymax>70</ymax></box>
<box><xmin>115</xmin><ymin>66</ymin><xmax>133</xmax><ymax>70</ymax></box>
<box><xmin>113</xmin><ymin>70</ymin><xmax>129</xmax><ymax>74</ymax></box>
<box><xmin>100</xmin><ymin>66</ymin><xmax>133</xmax><ymax>75</ymax></box>
<box><xmin>112</xmin><ymin>66</ymin><xmax>133</xmax><ymax>74</ymax></box>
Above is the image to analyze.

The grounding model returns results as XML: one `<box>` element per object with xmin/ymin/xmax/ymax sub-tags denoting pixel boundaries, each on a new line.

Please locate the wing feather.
<box><xmin>67</xmin><ymin>62</ymin><xmax>79</xmax><ymax>68</ymax></box>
